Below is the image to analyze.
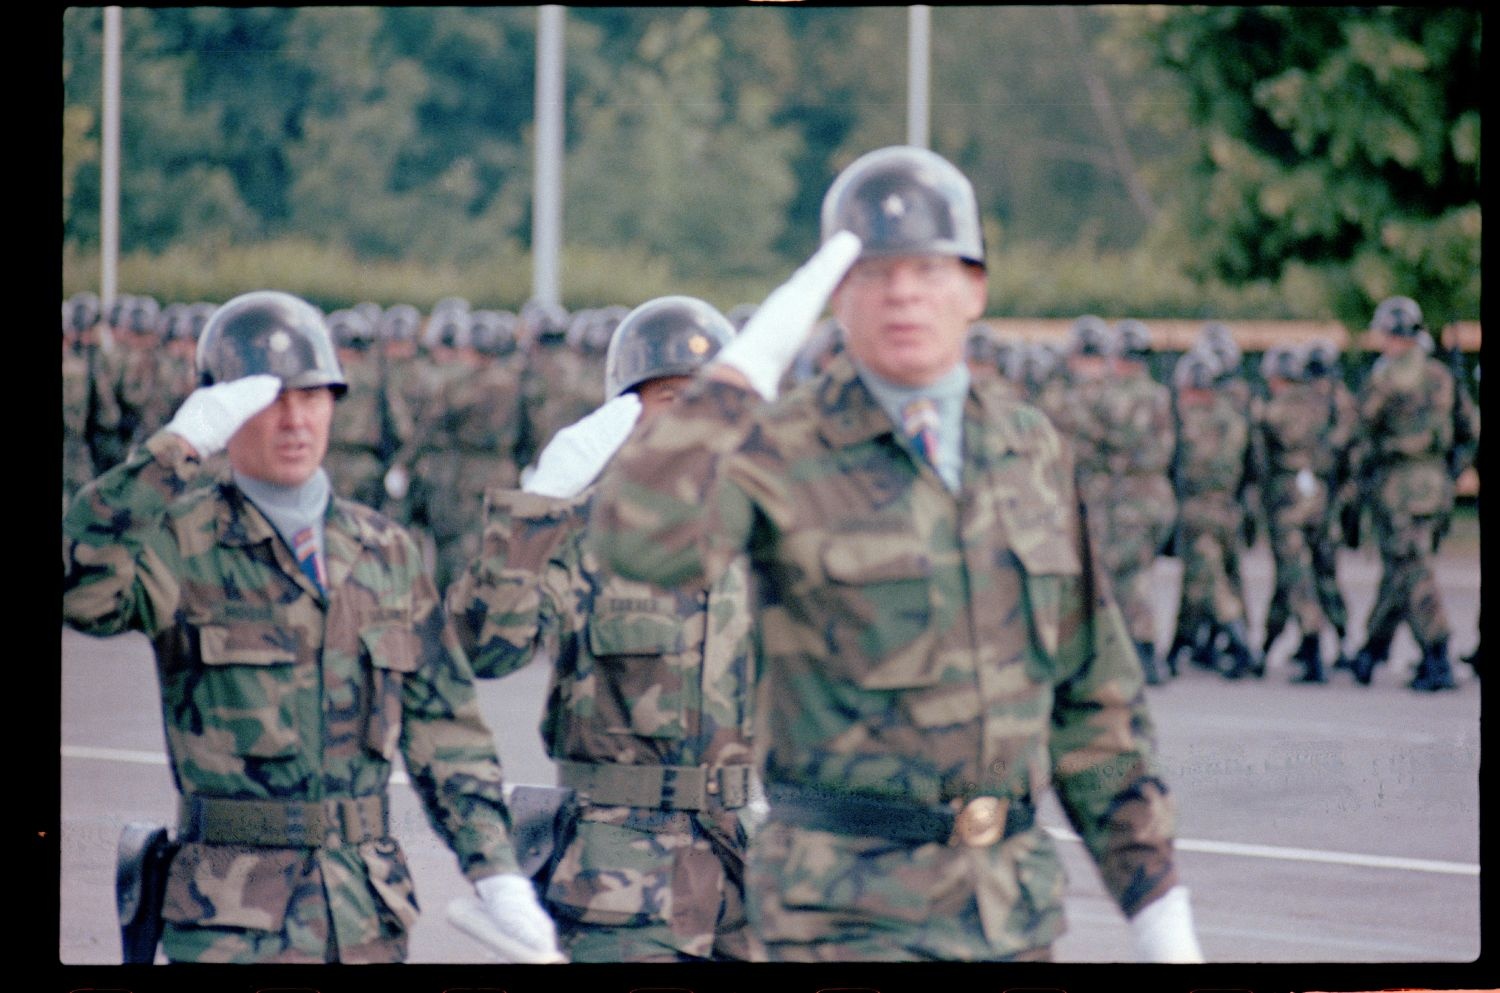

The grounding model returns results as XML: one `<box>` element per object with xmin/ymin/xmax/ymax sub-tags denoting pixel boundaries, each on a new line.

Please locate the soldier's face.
<box><xmin>634</xmin><ymin>375</ymin><xmax>693</xmax><ymax>422</ymax></box>
<box><xmin>833</xmin><ymin>255</ymin><xmax>987</xmax><ymax>387</ymax></box>
<box><xmin>226</xmin><ymin>386</ymin><xmax>335</xmax><ymax>487</ymax></box>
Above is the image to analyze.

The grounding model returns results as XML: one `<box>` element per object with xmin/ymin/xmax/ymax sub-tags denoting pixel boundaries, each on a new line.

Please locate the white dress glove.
<box><xmin>163</xmin><ymin>374</ymin><xmax>283</xmax><ymax>457</ymax></box>
<box><xmin>1130</xmin><ymin>885</ymin><xmax>1205</xmax><ymax>963</ymax></box>
<box><xmin>447</xmin><ymin>873</ymin><xmax>566</xmax><ymax>964</ymax></box>
<box><xmin>712</xmin><ymin>230</ymin><xmax>862</xmax><ymax>400</ymax></box>
<box><xmin>522</xmin><ymin>393</ymin><xmax>642</xmax><ymax>499</ymax></box>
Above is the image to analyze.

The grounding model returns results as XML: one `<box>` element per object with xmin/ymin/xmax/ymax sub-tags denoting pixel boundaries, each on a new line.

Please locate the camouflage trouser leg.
<box><xmin>1367</xmin><ymin>510</ymin><xmax>1450</xmax><ymax>651</ymax></box>
<box><xmin>1310</xmin><ymin>523</ymin><xmax>1348</xmax><ymax>634</ymax></box>
<box><xmin>1266</xmin><ymin>517</ymin><xmax>1324</xmax><ymax>643</ymax></box>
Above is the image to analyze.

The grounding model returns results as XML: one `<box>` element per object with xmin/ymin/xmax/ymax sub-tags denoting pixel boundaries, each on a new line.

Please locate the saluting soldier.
<box><xmin>587</xmin><ymin>147</ymin><xmax>1203</xmax><ymax>963</ymax></box>
<box><xmin>62</xmin><ymin>291</ymin><xmax>562</xmax><ymax>964</ymax></box>
<box><xmin>447</xmin><ymin>296</ymin><xmax>759</xmax><ymax>963</ymax></box>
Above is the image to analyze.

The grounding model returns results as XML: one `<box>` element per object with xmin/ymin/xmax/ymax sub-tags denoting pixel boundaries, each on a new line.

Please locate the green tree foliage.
<box><xmin>1107</xmin><ymin>6</ymin><xmax>1480</xmax><ymax>325</ymax></box>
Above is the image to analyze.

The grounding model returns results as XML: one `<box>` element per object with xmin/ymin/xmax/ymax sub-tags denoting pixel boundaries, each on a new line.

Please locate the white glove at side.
<box><xmin>163</xmin><ymin>374</ymin><xmax>283</xmax><ymax>457</ymax></box>
<box><xmin>522</xmin><ymin>392</ymin><xmax>642</xmax><ymax>499</ymax></box>
<box><xmin>1130</xmin><ymin>885</ymin><xmax>1205</xmax><ymax>963</ymax></box>
<box><xmin>712</xmin><ymin>230</ymin><xmax>862</xmax><ymax>400</ymax></box>
<box><xmin>452</xmin><ymin>872</ymin><xmax>565</xmax><ymax>964</ymax></box>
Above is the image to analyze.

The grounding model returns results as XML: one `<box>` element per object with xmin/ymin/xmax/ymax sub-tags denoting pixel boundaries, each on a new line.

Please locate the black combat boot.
<box><xmin>1164</xmin><ymin>628</ymin><xmax>1192</xmax><ymax>678</ymax></box>
<box><xmin>1220</xmin><ymin>620</ymin><xmax>1256</xmax><ymax>680</ymax></box>
<box><xmin>1330</xmin><ymin>623</ymin><xmax>1353</xmax><ymax>672</ymax></box>
<box><xmin>1410</xmin><ymin>638</ymin><xmax>1457</xmax><ymax>692</ymax></box>
<box><xmin>1137</xmin><ymin>641</ymin><xmax>1162</xmax><ymax>686</ymax></box>
<box><xmin>1292</xmin><ymin>632</ymin><xmax>1326</xmax><ymax>684</ymax></box>
<box><xmin>1462</xmin><ymin>643</ymin><xmax>1480</xmax><ymax>678</ymax></box>
<box><xmin>1350</xmin><ymin>635</ymin><xmax>1391</xmax><ymax>686</ymax></box>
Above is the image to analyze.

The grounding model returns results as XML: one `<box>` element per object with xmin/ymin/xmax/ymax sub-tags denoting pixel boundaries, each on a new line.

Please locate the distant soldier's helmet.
<box><xmin>1303</xmin><ymin>337</ymin><xmax>1341</xmax><ymax>379</ymax></box>
<box><xmin>1173</xmin><ymin>348</ymin><xmax>1221</xmax><ymax>391</ymax></box>
<box><xmin>965</xmin><ymin>321</ymin><xmax>1006</xmax><ymax>368</ymax></box>
<box><xmin>470</xmin><ymin>310</ymin><xmax>519</xmax><ymax>358</ymax></box>
<box><xmin>196</xmin><ymin>290</ymin><xmax>347</xmax><ymax>396</ymax></box>
<box><xmin>156</xmin><ymin>302</ymin><xmax>189</xmax><ymax>340</ymax></box>
<box><xmin>185</xmin><ymin>302</ymin><xmax>216</xmax><ymax>343</ymax></box>
<box><xmin>521</xmin><ymin>298</ymin><xmax>570</xmax><ymax>342</ymax></box>
<box><xmin>1370</xmin><ymin>295</ymin><xmax>1424</xmax><ymax>338</ymax></box>
<box><xmin>63</xmin><ymin>291</ymin><xmax>101</xmax><ymax>335</ymax></box>
<box><xmin>604</xmin><ymin>295</ymin><xmax>735</xmax><ymax>401</ymax></box>
<box><xmin>821</xmin><ymin>145</ymin><xmax>986</xmax><ymax>267</ymax></box>
<box><xmin>1197</xmin><ymin>321</ymin><xmax>1241</xmax><ymax>374</ymax></box>
<box><xmin>428</xmin><ymin>309</ymin><xmax>475</xmax><ymax>351</ymax></box>
<box><xmin>1068</xmin><ymin>314</ymin><xmax>1113</xmax><ymax>357</ymax></box>
<box><xmin>1113</xmin><ymin>318</ymin><xmax>1152</xmax><ymax>359</ymax></box>
<box><xmin>327</xmin><ymin>308</ymin><xmax>377</xmax><ymax>351</ymax></box>
<box><xmin>378</xmin><ymin>303</ymin><xmax>421</xmax><ymax>343</ymax></box>
<box><xmin>1259</xmin><ymin>343</ymin><xmax>1304</xmax><ymax>383</ymax></box>
<box><xmin>127</xmin><ymin>295</ymin><xmax>161</xmax><ymax>335</ymax></box>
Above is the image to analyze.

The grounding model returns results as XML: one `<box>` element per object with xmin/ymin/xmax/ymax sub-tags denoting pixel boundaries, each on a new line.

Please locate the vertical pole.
<box><xmin>907</xmin><ymin>6</ymin><xmax>930</xmax><ymax>149</ymax></box>
<box><xmin>101</xmin><ymin>6</ymin><xmax>122</xmax><ymax>309</ymax></box>
<box><xmin>532</xmin><ymin>5</ymin><xmax>565</xmax><ymax>308</ymax></box>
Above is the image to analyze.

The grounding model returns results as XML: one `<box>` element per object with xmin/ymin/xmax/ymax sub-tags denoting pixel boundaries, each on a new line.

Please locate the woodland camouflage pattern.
<box><xmin>62</xmin><ymin>430</ymin><xmax>523</xmax><ymax>963</ymax></box>
<box><xmin>1352</xmin><ymin>345</ymin><xmax>1480</xmax><ymax>651</ymax></box>
<box><xmin>1252</xmin><ymin>377</ymin><xmax>1342</xmax><ymax>643</ymax></box>
<box><xmin>1068</xmin><ymin>363</ymin><xmax>1177</xmax><ymax>646</ymax></box>
<box><xmin>1173</xmin><ymin>384</ymin><xmax>1252</xmax><ymax>631</ymax></box>
<box><xmin>446</xmin><ymin>486</ymin><xmax>757</xmax><ymax>961</ymax></box>
<box><xmin>587</xmin><ymin>355</ymin><xmax>1180</xmax><ymax>961</ymax></box>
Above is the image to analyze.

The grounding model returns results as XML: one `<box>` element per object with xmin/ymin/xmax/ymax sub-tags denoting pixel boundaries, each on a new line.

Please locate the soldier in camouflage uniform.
<box><xmin>1301</xmin><ymin>337</ymin><xmax>1360</xmax><ymax>669</ymax></box>
<box><xmin>1196</xmin><ymin>322</ymin><xmax>1257</xmax><ymax>620</ymax></box>
<box><xmin>1165</xmin><ymin>348</ymin><xmax>1258</xmax><ymax>679</ymax></box>
<box><xmin>61</xmin><ymin>290</ymin><xmax>561</xmax><ymax>964</ymax></box>
<box><xmin>517</xmin><ymin>300</ymin><xmax>600</xmax><ymax>474</ymax></box>
<box><xmin>391</xmin><ymin>310</ymin><xmax>528</xmax><ymax>594</ymax></box>
<box><xmin>587</xmin><ymin>147</ymin><xmax>1202</xmax><ymax>963</ymax></box>
<box><xmin>323</xmin><ymin>308</ymin><xmax>405</xmax><ymax>509</ymax></box>
<box><xmin>1250</xmin><ymin>343</ymin><xmax>1335</xmax><ymax>683</ymax></box>
<box><xmin>62</xmin><ymin>293</ymin><xmax>103</xmax><ymax>510</ymax></box>
<box><xmin>447</xmin><ymin>296</ymin><xmax>759</xmax><ymax>963</ymax></box>
<box><xmin>1092</xmin><ymin>320</ymin><xmax>1177</xmax><ymax>683</ymax></box>
<box><xmin>1349</xmin><ymin>297</ymin><xmax>1480</xmax><ymax>691</ymax></box>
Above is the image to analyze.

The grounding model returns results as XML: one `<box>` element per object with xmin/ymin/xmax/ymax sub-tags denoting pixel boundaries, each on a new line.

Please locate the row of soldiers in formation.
<box><xmin>62</xmin><ymin>288</ymin><xmax>1479</xmax><ymax>692</ymax></box>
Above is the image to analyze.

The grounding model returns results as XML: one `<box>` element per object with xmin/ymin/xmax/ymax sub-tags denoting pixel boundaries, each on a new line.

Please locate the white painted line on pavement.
<box><xmin>1046</xmin><ymin>825</ymin><xmax>1477</xmax><ymax>876</ymax></box>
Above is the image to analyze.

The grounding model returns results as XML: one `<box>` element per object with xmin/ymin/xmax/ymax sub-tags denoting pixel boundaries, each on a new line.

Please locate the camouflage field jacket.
<box><xmin>587</xmin><ymin>355</ymin><xmax>1180</xmax><ymax>923</ymax></box>
<box><xmin>62</xmin><ymin>430</ymin><xmax>522</xmax><ymax>959</ymax></box>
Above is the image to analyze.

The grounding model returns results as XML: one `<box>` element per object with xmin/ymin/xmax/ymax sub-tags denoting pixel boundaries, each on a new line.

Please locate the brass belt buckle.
<box><xmin>951</xmin><ymin>796</ymin><xmax>1007</xmax><ymax>847</ymax></box>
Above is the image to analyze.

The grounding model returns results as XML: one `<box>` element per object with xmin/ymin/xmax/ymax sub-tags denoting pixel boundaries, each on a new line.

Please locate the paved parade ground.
<box><xmin>55</xmin><ymin>514</ymin><xmax>1485</xmax><ymax>990</ymax></box>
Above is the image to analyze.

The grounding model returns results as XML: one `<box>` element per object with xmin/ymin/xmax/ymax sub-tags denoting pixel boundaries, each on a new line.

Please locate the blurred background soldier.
<box><xmin>964</xmin><ymin>320</ymin><xmax>1022</xmax><ymax>399</ymax></box>
<box><xmin>447</xmin><ymin>295</ymin><xmax>759</xmax><ymax>963</ymax></box>
<box><xmin>589</xmin><ymin>146</ymin><xmax>1202</xmax><ymax>963</ymax></box>
<box><xmin>518</xmin><ymin>298</ymin><xmax>597</xmax><ymax>473</ymax></box>
<box><xmin>114</xmin><ymin>294</ymin><xmax>168</xmax><ymax>453</ymax></box>
<box><xmin>62</xmin><ymin>289</ymin><xmax>561</xmax><ymax>964</ymax></box>
<box><xmin>1301</xmin><ymin>337</ymin><xmax>1360</xmax><ymax>670</ymax></box>
<box><xmin>1251</xmin><ymin>343</ymin><xmax>1334</xmax><ymax>683</ymax></box>
<box><xmin>393</xmin><ymin>307</ymin><xmax>529</xmax><ymax>594</ymax></box>
<box><xmin>1089</xmin><ymin>318</ymin><xmax>1177</xmax><ymax>684</ymax></box>
<box><xmin>1166</xmin><ymin>348</ymin><xmax>1258</xmax><ymax>679</ymax></box>
<box><xmin>1197</xmin><ymin>322</ymin><xmax>1258</xmax><ymax>575</ymax></box>
<box><xmin>1349</xmin><ymin>296</ymin><xmax>1480</xmax><ymax>691</ymax></box>
<box><xmin>323</xmin><ymin>307</ymin><xmax>398</xmax><ymax>508</ymax></box>
<box><xmin>62</xmin><ymin>292</ymin><xmax>103</xmax><ymax>510</ymax></box>
<box><xmin>1011</xmin><ymin>340</ymin><xmax>1069</xmax><ymax>425</ymax></box>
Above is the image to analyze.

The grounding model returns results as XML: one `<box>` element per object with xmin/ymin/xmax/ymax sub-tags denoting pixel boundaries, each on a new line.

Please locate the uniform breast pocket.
<box><xmin>361</xmin><ymin>624</ymin><xmax>421</xmax><ymax>759</ymax></box>
<box><xmin>820</xmin><ymin>534</ymin><xmax>939</xmax><ymax>689</ymax></box>
<box><xmin>195</xmin><ymin>625</ymin><xmax>303</xmax><ymax>759</ymax></box>
<box><xmin>1010</xmin><ymin>539</ymin><xmax>1081</xmax><ymax>681</ymax></box>
<box><xmin>586</xmin><ymin>598</ymin><xmax>689</xmax><ymax>739</ymax></box>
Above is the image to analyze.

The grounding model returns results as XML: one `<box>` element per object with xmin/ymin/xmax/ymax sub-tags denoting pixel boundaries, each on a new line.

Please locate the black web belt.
<box><xmin>177</xmin><ymin>794</ymin><xmax>390</xmax><ymax>848</ymax></box>
<box><xmin>766</xmin><ymin>783</ymin><xmax>1035</xmax><ymax>847</ymax></box>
